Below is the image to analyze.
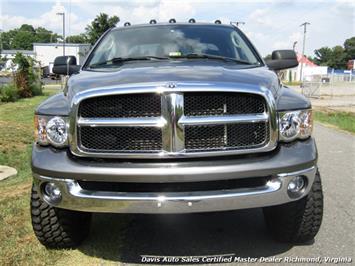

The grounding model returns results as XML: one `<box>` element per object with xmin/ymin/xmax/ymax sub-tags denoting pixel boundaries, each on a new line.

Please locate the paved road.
<box><xmin>77</xmin><ymin>124</ymin><xmax>354</xmax><ymax>265</ymax></box>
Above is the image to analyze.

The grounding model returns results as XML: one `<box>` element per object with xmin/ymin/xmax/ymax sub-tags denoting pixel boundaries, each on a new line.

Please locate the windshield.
<box><xmin>85</xmin><ymin>25</ymin><xmax>262</xmax><ymax>69</ymax></box>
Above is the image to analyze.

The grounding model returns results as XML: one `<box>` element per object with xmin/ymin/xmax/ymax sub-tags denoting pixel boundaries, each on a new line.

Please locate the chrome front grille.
<box><xmin>185</xmin><ymin>123</ymin><xmax>269</xmax><ymax>151</ymax></box>
<box><xmin>70</xmin><ymin>84</ymin><xmax>278</xmax><ymax>159</ymax></box>
<box><xmin>79</xmin><ymin>93</ymin><xmax>161</xmax><ymax>118</ymax></box>
<box><xmin>80</xmin><ymin>127</ymin><xmax>162</xmax><ymax>152</ymax></box>
<box><xmin>184</xmin><ymin>92</ymin><xmax>266</xmax><ymax>116</ymax></box>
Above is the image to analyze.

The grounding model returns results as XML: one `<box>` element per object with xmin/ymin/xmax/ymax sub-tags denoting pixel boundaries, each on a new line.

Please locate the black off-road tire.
<box><xmin>263</xmin><ymin>170</ymin><xmax>323</xmax><ymax>243</ymax></box>
<box><xmin>31</xmin><ymin>184</ymin><xmax>91</xmax><ymax>249</ymax></box>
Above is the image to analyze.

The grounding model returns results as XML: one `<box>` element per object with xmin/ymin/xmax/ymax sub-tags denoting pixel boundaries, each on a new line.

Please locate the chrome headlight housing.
<box><xmin>278</xmin><ymin>109</ymin><xmax>313</xmax><ymax>142</ymax></box>
<box><xmin>34</xmin><ymin>115</ymin><xmax>69</xmax><ymax>147</ymax></box>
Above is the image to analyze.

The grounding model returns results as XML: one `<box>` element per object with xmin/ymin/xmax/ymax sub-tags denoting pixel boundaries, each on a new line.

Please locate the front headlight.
<box><xmin>34</xmin><ymin>115</ymin><xmax>69</xmax><ymax>147</ymax></box>
<box><xmin>279</xmin><ymin>109</ymin><xmax>313</xmax><ymax>142</ymax></box>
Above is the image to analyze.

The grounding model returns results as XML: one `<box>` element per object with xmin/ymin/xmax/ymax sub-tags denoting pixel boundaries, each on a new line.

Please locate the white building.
<box><xmin>282</xmin><ymin>54</ymin><xmax>328</xmax><ymax>82</ymax></box>
<box><xmin>0</xmin><ymin>50</ymin><xmax>36</xmax><ymax>71</ymax></box>
<box><xmin>1</xmin><ymin>43</ymin><xmax>91</xmax><ymax>72</ymax></box>
<box><xmin>0</xmin><ymin>49</ymin><xmax>36</xmax><ymax>59</ymax></box>
<box><xmin>33</xmin><ymin>43</ymin><xmax>91</xmax><ymax>67</ymax></box>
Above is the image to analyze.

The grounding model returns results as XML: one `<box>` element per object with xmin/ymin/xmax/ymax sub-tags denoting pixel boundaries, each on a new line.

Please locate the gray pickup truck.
<box><xmin>31</xmin><ymin>20</ymin><xmax>323</xmax><ymax>248</ymax></box>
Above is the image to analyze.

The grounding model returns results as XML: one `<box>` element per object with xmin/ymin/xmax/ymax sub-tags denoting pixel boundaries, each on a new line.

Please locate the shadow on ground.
<box><xmin>78</xmin><ymin>209</ymin><xmax>300</xmax><ymax>264</ymax></box>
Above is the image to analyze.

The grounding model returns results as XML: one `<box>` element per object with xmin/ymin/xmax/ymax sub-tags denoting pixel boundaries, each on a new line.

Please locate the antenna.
<box><xmin>230</xmin><ymin>21</ymin><xmax>245</xmax><ymax>27</ymax></box>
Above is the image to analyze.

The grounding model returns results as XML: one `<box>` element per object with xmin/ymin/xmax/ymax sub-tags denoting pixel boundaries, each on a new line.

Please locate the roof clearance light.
<box><xmin>169</xmin><ymin>18</ymin><xmax>176</xmax><ymax>23</ymax></box>
<box><xmin>215</xmin><ymin>20</ymin><xmax>222</xmax><ymax>24</ymax></box>
<box><xmin>124</xmin><ymin>22</ymin><xmax>131</xmax><ymax>27</ymax></box>
<box><xmin>188</xmin><ymin>18</ymin><xmax>196</xmax><ymax>23</ymax></box>
<box><xmin>150</xmin><ymin>19</ymin><xmax>157</xmax><ymax>24</ymax></box>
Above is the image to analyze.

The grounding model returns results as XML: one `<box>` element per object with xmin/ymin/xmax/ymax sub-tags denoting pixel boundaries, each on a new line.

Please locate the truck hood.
<box><xmin>37</xmin><ymin>61</ymin><xmax>311</xmax><ymax>116</ymax></box>
<box><xmin>67</xmin><ymin>61</ymin><xmax>280</xmax><ymax>100</ymax></box>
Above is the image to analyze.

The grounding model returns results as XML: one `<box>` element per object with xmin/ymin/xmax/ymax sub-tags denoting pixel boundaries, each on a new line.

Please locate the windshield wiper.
<box><xmin>89</xmin><ymin>56</ymin><xmax>169</xmax><ymax>68</ymax></box>
<box><xmin>171</xmin><ymin>53</ymin><xmax>256</xmax><ymax>65</ymax></box>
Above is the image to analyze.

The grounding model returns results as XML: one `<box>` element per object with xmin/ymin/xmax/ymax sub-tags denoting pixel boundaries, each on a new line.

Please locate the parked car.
<box><xmin>31</xmin><ymin>20</ymin><xmax>323</xmax><ymax>248</ymax></box>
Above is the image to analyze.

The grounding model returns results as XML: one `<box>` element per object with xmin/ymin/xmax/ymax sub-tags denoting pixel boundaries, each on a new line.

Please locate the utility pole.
<box><xmin>293</xmin><ymin>41</ymin><xmax>297</xmax><ymax>51</ymax></box>
<box><xmin>300</xmin><ymin>22</ymin><xmax>310</xmax><ymax>86</ymax></box>
<box><xmin>56</xmin><ymin>12</ymin><xmax>65</xmax><ymax>56</ymax></box>
<box><xmin>0</xmin><ymin>29</ymin><xmax>3</xmax><ymax>54</ymax></box>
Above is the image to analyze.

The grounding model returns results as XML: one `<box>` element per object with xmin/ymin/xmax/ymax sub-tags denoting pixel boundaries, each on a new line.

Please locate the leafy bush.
<box><xmin>0</xmin><ymin>83</ymin><xmax>18</xmax><ymax>102</ymax></box>
<box><xmin>13</xmin><ymin>52</ymin><xmax>43</xmax><ymax>98</ymax></box>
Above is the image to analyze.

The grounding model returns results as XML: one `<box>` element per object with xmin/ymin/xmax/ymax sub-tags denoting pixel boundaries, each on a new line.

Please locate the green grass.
<box><xmin>1</xmin><ymin>90</ymin><xmax>352</xmax><ymax>264</ymax></box>
<box><xmin>282</xmin><ymin>81</ymin><xmax>302</xmax><ymax>86</ymax></box>
<box><xmin>314</xmin><ymin>111</ymin><xmax>355</xmax><ymax>134</ymax></box>
<box><xmin>0</xmin><ymin>88</ymin><xmax>129</xmax><ymax>265</ymax></box>
<box><xmin>0</xmin><ymin>89</ymin><xmax>64</xmax><ymax>265</ymax></box>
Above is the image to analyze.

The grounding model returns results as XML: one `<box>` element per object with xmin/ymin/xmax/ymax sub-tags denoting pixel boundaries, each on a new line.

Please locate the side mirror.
<box><xmin>52</xmin><ymin>56</ymin><xmax>80</xmax><ymax>75</ymax></box>
<box><xmin>266</xmin><ymin>50</ymin><xmax>298</xmax><ymax>71</ymax></box>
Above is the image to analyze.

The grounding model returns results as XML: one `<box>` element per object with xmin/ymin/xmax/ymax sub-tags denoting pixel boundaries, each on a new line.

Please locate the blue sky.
<box><xmin>0</xmin><ymin>0</ymin><xmax>354</xmax><ymax>56</ymax></box>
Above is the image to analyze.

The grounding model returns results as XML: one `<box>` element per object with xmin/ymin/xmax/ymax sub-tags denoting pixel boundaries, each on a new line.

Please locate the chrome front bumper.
<box><xmin>33</xmin><ymin>167</ymin><xmax>316</xmax><ymax>214</ymax></box>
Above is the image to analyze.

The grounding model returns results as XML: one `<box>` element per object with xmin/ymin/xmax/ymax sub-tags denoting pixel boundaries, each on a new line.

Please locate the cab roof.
<box><xmin>111</xmin><ymin>22</ymin><xmax>236</xmax><ymax>31</ymax></box>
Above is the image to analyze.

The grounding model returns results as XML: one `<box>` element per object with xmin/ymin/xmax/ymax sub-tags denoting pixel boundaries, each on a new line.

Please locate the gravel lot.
<box><xmin>73</xmin><ymin>123</ymin><xmax>354</xmax><ymax>265</ymax></box>
<box><xmin>290</xmin><ymin>83</ymin><xmax>355</xmax><ymax>113</ymax></box>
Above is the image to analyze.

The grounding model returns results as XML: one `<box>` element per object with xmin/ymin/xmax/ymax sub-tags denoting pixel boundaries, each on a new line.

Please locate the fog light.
<box><xmin>44</xmin><ymin>182</ymin><xmax>62</xmax><ymax>203</ymax></box>
<box><xmin>288</xmin><ymin>176</ymin><xmax>305</xmax><ymax>193</ymax></box>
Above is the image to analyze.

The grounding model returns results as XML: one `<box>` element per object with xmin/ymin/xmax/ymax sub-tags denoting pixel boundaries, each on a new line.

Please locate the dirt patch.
<box><xmin>313</xmin><ymin>105</ymin><xmax>355</xmax><ymax>114</ymax></box>
<box><xmin>0</xmin><ymin>182</ymin><xmax>31</xmax><ymax>200</ymax></box>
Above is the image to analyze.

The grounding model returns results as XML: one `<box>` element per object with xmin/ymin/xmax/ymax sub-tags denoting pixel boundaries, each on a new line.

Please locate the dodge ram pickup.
<box><xmin>31</xmin><ymin>20</ymin><xmax>323</xmax><ymax>248</ymax></box>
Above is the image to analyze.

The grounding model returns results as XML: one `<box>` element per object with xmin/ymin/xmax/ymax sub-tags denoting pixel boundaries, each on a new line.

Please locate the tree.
<box><xmin>36</xmin><ymin>27</ymin><xmax>59</xmax><ymax>43</ymax></box>
<box><xmin>11</xmin><ymin>24</ymin><xmax>37</xmax><ymax>50</ymax></box>
<box><xmin>1</xmin><ymin>24</ymin><xmax>59</xmax><ymax>50</ymax></box>
<box><xmin>314</xmin><ymin>46</ymin><xmax>347</xmax><ymax>69</ymax></box>
<box><xmin>19</xmin><ymin>24</ymin><xmax>35</xmax><ymax>33</ymax></box>
<box><xmin>314</xmin><ymin>47</ymin><xmax>333</xmax><ymax>66</ymax></box>
<box><xmin>312</xmin><ymin>38</ymin><xmax>355</xmax><ymax>69</ymax></box>
<box><xmin>12</xmin><ymin>30</ymin><xmax>36</xmax><ymax>50</ymax></box>
<box><xmin>66</xmin><ymin>34</ymin><xmax>88</xmax><ymax>44</ymax></box>
<box><xmin>344</xmin><ymin>37</ymin><xmax>355</xmax><ymax>61</ymax></box>
<box><xmin>263</xmin><ymin>54</ymin><xmax>272</xmax><ymax>61</ymax></box>
<box><xmin>85</xmin><ymin>13</ymin><xmax>119</xmax><ymax>44</ymax></box>
<box><xmin>331</xmin><ymin>45</ymin><xmax>347</xmax><ymax>69</ymax></box>
<box><xmin>2</xmin><ymin>30</ymin><xmax>19</xmax><ymax>49</ymax></box>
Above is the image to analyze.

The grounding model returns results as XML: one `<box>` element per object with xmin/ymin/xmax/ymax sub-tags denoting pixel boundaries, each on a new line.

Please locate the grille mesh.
<box><xmin>185</xmin><ymin>122</ymin><xmax>269</xmax><ymax>151</ymax></box>
<box><xmin>76</xmin><ymin>91</ymin><xmax>271</xmax><ymax>156</ymax></box>
<box><xmin>79</xmin><ymin>94</ymin><xmax>161</xmax><ymax>118</ymax></box>
<box><xmin>228</xmin><ymin>123</ymin><xmax>270</xmax><ymax>148</ymax></box>
<box><xmin>184</xmin><ymin>92</ymin><xmax>265</xmax><ymax>116</ymax></box>
<box><xmin>79</xmin><ymin>127</ymin><xmax>162</xmax><ymax>152</ymax></box>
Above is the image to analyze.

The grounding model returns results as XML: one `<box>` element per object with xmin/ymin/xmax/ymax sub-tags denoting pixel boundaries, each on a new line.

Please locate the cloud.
<box><xmin>248</xmin><ymin>8</ymin><xmax>273</xmax><ymax>27</ymax></box>
<box><xmin>1</xmin><ymin>0</ymin><xmax>353</xmax><ymax>57</ymax></box>
<box><xmin>0</xmin><ymin>1</ymin><xmax>87</xmax><ymax>36</ymax></box>
<box><xmin>73</xmin><ymin>0</ymin><xmax>197</xmax><ymax>25</ymax></box>
<box><xmin>272</xmin><ymin>31</ymin><xmax>302</xmax><ymax>51</ymax></box>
